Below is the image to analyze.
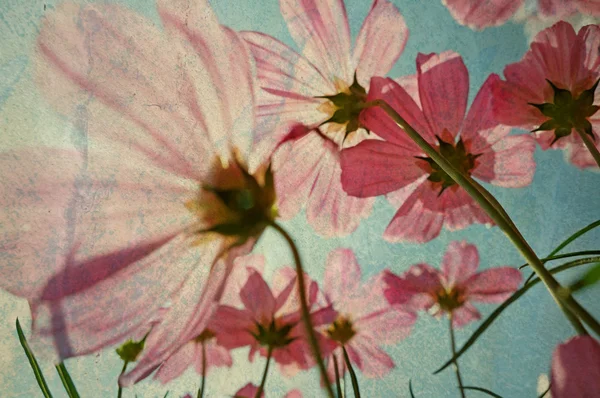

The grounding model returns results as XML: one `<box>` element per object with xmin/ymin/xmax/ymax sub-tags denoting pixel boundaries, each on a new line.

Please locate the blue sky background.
<box><xmin>0</xmin><ymin>0</ymin><xmax>599</xmax><ymax>396</ymax></box>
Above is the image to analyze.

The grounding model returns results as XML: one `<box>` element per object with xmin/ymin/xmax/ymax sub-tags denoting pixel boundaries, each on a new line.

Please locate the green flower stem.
<box><xmin>333</xmin><ymin>353</ymin><xmax>344</xmax><ymax>398</ymax></box>
<box><xmin>373</xmin><ymin>99</ymin><xmax>600</xmax><ymax>336</ymax></box>
<box><xmin>56</xmin><ymin>362</ymin><xmax>80</xmax><ymax>398</ymax></box>
<box><xmin>576</xmin><ymin>128</ymin><xmax>600</xmax><ymax>169</ymax></box>
<box><xmin>255</xmin><ymin>346</ymin><xmax>273</xmax><ymax>398</ymax></box>
<box><xmin>270</xmin><ymin>222</ymin><xmax>335</xmax><ymax>398</ymax></box>
<box><xmin>342</xmin><ymin>346</ymin><xmax>361</xmax><ymax>398</ymax></box>
<box><xmin>197</xmin><ymin>341</ymin><xmax>206</xmax><ymax>398</ymax></box>
<box><xmin>449</xmin><ymin>317</ymin><xmax>466</xmax><ymax>398</ymax></box>
<box><xmin>117</xmin><ymin>361</ymin><xmax>128</xmax><ymax>398</ymax></box>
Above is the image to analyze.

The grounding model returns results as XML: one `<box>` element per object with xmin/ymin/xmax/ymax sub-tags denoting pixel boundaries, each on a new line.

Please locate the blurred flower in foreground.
<box><xmin>233</xmin><ymin>383</ymin><xmax>302</xmax><ymax>398</ymax></box>
<box><xmin>241</xmin><ymin>0</ymin><xmax>410</xmax><ymax>237</ymax></box>
<box><xmin>320</xmin><ymin>248</ymin><xmax>415</xmax><ymax>380</ymax></box>
<box><xmin>442</xmin><ymin>0</ymin><xmax>600</xmax><ymax>30</ymax></box>
<box><xmin>213</xmin><ymin>255</ymin><xmax>335</xmax><ymax>375</ymax></box>
<box><xmin>384</xmin><ymin>241</ymin><xmax>522</xmax><ymax>327</ymax></box>
<box><xmin>341</xmin><ymin>51</ymin><xmax>535</xmax><ymax>243</ymax></box>
<box><xmin>493</xmin><ymin>21</ymin><xmax>600</xmax><ymax>169</ymax></box>
<box><xmin>550</xmin><ymin>335</ymin><xmax>600</xmax><ymax>397</ymax></box>
<box><xmin>0</xmin><ymin>0</ymin><xmax>276</xmax><ymax>386</ymax></box>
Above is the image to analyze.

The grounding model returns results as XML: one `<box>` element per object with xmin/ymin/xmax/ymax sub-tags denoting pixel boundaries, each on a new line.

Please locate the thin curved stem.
<box><xmin>373</xmin><ymin>99</ymin><xmax>600</xmax><ymax>336</ymax></box>
<box><xmin>342</xmin><ymin>346</ymin><xmax>361</xmax><ymax>398</ymax></box>
<box><xmin>449</xmin><ymin>317</ymin><xmax>466</xmax><ymax>398</ymax></box>
<box><xmin>197</xmin><ymin>341</ymin><xmax>206</xmax><ymax>398</ymax></box>
<box><xmin>576</xmin><ymin>128</ymin><xmax>600</xmax><ymax>168</ymax></box>
<box><xmin>117</xmin><ymin>361</ymin><xmax>128</xmax><ymax>398</ymax></box>
<box><xmin>269</xmin><ymin>222</ymin><xmax>335</xmax><ymax>398</ymax></box>
<box><xmin>255</xmin><ymin>346</ymin><xmax>273</xmax><ymax>398</ymax></box>
<box><xmin>333</xmin><ymin>352</ymin><xmax>344</xmax><ymax>398</ymax></box>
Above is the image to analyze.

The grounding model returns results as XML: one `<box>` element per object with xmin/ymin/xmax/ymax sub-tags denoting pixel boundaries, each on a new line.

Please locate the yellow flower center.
<box><xmin>326</xmin><ymin>315</ymin><xmax>356</xmax><ymax>345</ymax></box>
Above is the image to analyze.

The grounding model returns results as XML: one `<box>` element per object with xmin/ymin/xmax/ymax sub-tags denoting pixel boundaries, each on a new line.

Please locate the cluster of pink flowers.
<box><xmin>0</xmin><ymin>0</ymin><xmax>599</xmax><ymax>396</ymax></box>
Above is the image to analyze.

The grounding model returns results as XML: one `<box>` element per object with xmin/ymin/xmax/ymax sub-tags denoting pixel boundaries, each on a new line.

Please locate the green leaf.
<box><xmin>409</xmin><ymin>380</ymin><xmax>416</xmax><ymax>398</ymax></box>
<box><xmin>16</xmin><ymin>318</ymin><xmax>53</xmax><ymax>398</ymax></box>
<box><xmin>55</xmin><ymin>362</ymin><xmax>80</xmax><ymax>398</ymax></box>
<box><xmin>569</xmin><ymin>263</ymin><xmax>600</xmax><ymax>292</ymax></box>
<box><xmin>548</xmin><ymin>219</ymin><xmax>600</xmax><ymax>257</ymax></box>
<box><xmin>462</xmin><ymin>386</ymin><xmax>503</xmax><ymax>397</ymax></box>
<box><xmin>434</xmin><ymin>257</ymin><xmax>600</xmax><ymax>374</ymax></box>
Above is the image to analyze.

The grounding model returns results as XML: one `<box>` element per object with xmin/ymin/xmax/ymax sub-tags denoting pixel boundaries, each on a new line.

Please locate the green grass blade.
<box><xmin>409</xmin><ymin>380</ymin><xmax>416</xmax><ymax>398</ymax></box>
<box><xmin>434</xmin><ymin>257</ymin><xmax>600</xmax><ymax>374</ymax></box>
<box><xmin>548</xmin><ymin>219</ymin><xmax>600</xmax><ymax>257</ymax></box>
<box><xmin>55</xmin><ymin>362</ymin><xmax>80</xmax><ymax>398</ymax></box>
<box><xmin>16</xmin><ymin>318</ymin><xmax>53</xmax><ymax>398</ymax></box>
<box><xmin>462</xmin><ymin>386</ymin><xmax>503</xmax><ymax>397</ymax></box>
<box><xmin>519</xmin><ymin>250</ymin><xmax>600</xmax><ymax>270</ymax></box>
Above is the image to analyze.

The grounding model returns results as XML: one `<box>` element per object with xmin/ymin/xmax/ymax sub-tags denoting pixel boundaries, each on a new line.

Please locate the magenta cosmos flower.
<box><xmin>551</xmin><ymin>336</ymin><xmax>600</xmax><ymax>397</ymax></box>
<box><xmin>0</xmin><ymin>0</ymin><xmax>277</xmax><ymax>386</ymax></box>
<box><xmin>320</xmin><ymin>248</ymin><xmax>416</xmax><ymax>380</ymax></box>
<box><xmin>384</xmin><ymin>241</ymin><xmax>522</xmax><ymax>327</ymax></box>
<box><xmin>443</xmin><ymin>0</ymin><xmax>600</xmax><ymax>30</ymax></box>
<box><xmin>493</xmin><ymin>21</ymin><xmax>600</xmax><ymax>169</ymax></box>
<box><xmin>240</xmin><ymin>0</ymin><xmax>408</xmax><ymax>236</ymax></box>
<box><xmin>212</xmin><ymin>257</ymin><xmax>336</xmax><ymax>376</ymax></box>
<box><xmin>234</xmin><ymin>383</ymin><xmax>302</xmax><ymax>398</ymax></box>
<box><xmin>341</xmin><ymin>51</ymin><xmax>536</xmax><ymax>243</ymax></box>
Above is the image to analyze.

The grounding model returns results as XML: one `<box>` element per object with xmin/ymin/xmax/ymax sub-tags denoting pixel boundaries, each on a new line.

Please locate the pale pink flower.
<box><xmin>321</xmin><ymin>249</ymin><xmax>416</xmax><ymax>380</ymax></box>
<box><xmin>212</xmin><ymin>259</ymin><xmax>336</xmax><ymax>375</ymax></box>
<box><xmin>443</xmin><ymin>0</ymin><xmax>600</xmax><ymax>30</ymax></box>
<box><xmin>493</xmin><ymin>21</ymin><xmax>600</xmax><ymax>169</ymax></box>
<box><xmin>550</xmin><ymin>336</ymin><xmax>600</xmax><ymax>397</ymax></box>
<box><xmin>341</xmin><ymin>51</ymin><xmax>536</xmax><ymax>243</ymax></box>
<box><xmin>240</xmin><ymin>0</ymin><xmax>409</xmax><ymax>236</ymax></box>
<box><xmin>233</xmin><ymin>383</ymin><xmax>302</xmax><ymax>398</ymax></box>
<box><xmin>0</xmin><ymin>0</ymin><xmax>277</xmax><ymax>386</ymax></box>
<box><xmin>384</xmin><ymin>241</ymin><xmax>522</xmax><ymax>328</ymax></box>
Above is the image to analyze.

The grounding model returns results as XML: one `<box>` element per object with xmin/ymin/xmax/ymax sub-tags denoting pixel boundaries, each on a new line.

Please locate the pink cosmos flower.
<box><xmin>341</xmin><ymin>51</ymin><xmax>536</xmax><ymax>243</ymax></box>
<box><xmin>320</xmin><ymin>249</ymin><xmax>416</xmax><ymax>381</ymax></box>
<box><xmin>233</xmin><ymin>383</ymin><xmax>302</xmax><ymax>398</ymax></box>
<box><xmin>384</xmin><ymin>241</ymin><xmax>522</xmax><ymax>328</ymax></box>
<box><xmin>443</xmin><ymin>0</ymin><xmax>600</xmax><ymax>30</ymax></box>
<box><xmin>492</xmin><ymin>21</ymin><xmax>600</xmax><ymax>170</ymax></box>
<box><xmin>240</xmin><ymin>0</ymin><xmax>409</xmax><ymax>236</ymax></box>
<box><xmin>0</xmin><ymin>0</ymin><xmax>277</xmax><ymax>386</ymax></box>
<box><xmin>550</xmin><ymin>336</ymin><xmax>600</xmax><ymax>397</ymax></box>
<box><xmin>212</xmin><ymin>258</ymin><xmax>336</xmax><ymax>375</ymax></box>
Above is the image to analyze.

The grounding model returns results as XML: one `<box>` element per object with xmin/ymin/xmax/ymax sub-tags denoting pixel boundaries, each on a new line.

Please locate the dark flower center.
<box><xmin>318</xmin><ymin>73</ymin><xmax>368</xmax><ymax>140</ymax></box>
<box><xmin>252</xmin><ymin>319</ymin><xmax>296</xmax><ymax>349</ymax></box>
<box><xmin>194</xmin><ymin>328</ymin><xmax>216</xmax><ymax>343</ymax></box>
<box><xmin>529</xmin><ymin>79</ymin><xmax>599</xmax><ymax>145</ymax></box>
<box><xmin>326</xmin><ymin>315</ymin><xmax>356</xmax><ymax>345</ymax></box>
<box><xmin>417</xmin><ymin>136</ymin><xmax>480</xmax><ymax>196</ymax></box>
<box><xmin>436</xmin><ymin>287</ymin><xmax>465</xmax><ymax>312</ymax></box>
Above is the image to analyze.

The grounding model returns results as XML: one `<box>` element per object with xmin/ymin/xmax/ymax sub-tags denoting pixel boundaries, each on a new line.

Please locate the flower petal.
<box><xmin>383</xmin><ymin>266</ymin><xmax>441</xmax><ymax>310</ymax></box>
<box><xmin>157</xmin><ymin>0</ymin><xmax>256</xmax><ymax>162</ymax></box>
<box><xmin>196</xmin><ymin>342</ymin><xmax>233</xmax><ymax>374</ymax></box>
<box><xmin>451</xmin><ymin>302</ymin><xmax>481</xmax><ymax>328</ymax></box>
<box><xmin>442</xmin><ymin>0</ymin><xmax>523</xmax><ymax>29</ymax></box>
<box><xmin>441</xmin><ymin>241</ymin><xmax>480</xmax><ymax>288</ymax></box>
<box><xmin>340</xmin><ymin>139</ymin><xmax>427</xmax><ymax>198</ymax></box>
<box><xmin>383</xmin><ymin>184</ymin><xmax>445</xmax><ymax>243</ymax></box>
<box><xmin>472</xmin><ymin>134</ymin><xmax>536</xmax><ymax>187</ymax></box>
<box><xmin>362</xmin><ymin>77</ymin><xmax>434</xmax><ymax>147</ymax></box>
<box><xmin>280</xmin><ymin>0</ymin><xmax>352</xmax><ymax>82</ymax></box>
<box><xmin>356</xmin><ymin>307</ymin><xmax>416</xmax><ymax>345</ymax></box>
<box><xmin>417</xmin><ymin>51</ymin><xmax>469</xmax><ymax>138</ymax></box>
<box><xmin>154</xmin><ymin>342</ymin><xmax>195</xmax><ymax>384</ymax></box>
<box><xmin>551</xmin><ymin>336</ymin><xmax>600</xmax><ymax>398</ymax></box>
<box><xmin>323</xmin><ymin>248</ymin><xmax>361</xmax><ymax>304</ymax></box>
<box><xmin>352</xmin><ymin>0</ymin><xmax>408</xmax><ymax>86</ymax></box>
<box><xmin>464</xmin><ymin>267</ymin><xmax>522</xmax><ymax>303</ymax></box>
<box><xmin>211</xmin><ymin>306</ymin><xmax>256</xmax><ymax>349</ymax></box>
<box><xmin>346</xmin><ymin>337</ymin><xmax>395</xmax><ymax>378</ymax></box>
<box><xmin>35</xmin><ymin>3</ymin><xmax>211</xmax><ymax>180</ymax></box>
<box><xmin>239</xmin><ymin>270</ymin><xmax>277</xmax><ymax>322</ymax></box>
<box><xmin>305</xmin><ymin>137</ymin><xmax>375</xmax><ymax>237</ymax></box>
